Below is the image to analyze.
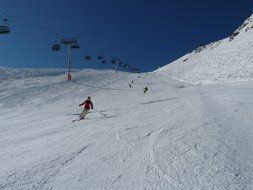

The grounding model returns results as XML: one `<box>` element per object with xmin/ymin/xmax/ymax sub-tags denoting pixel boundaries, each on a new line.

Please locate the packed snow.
<box><xmin>1</xmin><ymin>13</ymin><xmax>253</xmax><ymax>190</ymax></box>
<box><xmin>158</xmin><ymin>14</ymin><xmax>253</xmax><ymax>84</ymax></box>
<box><xmin>0</xmin><ymin>67</ymin><xmax>253</xmax><ymax>190</ymax></box>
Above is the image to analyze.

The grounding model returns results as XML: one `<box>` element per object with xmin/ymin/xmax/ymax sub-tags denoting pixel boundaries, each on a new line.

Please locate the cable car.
<box><xmin>71</xmin><ymin>43</ymin><xmax>80</xmax><ymax>49</ymax></box>
<box><xmin>52</xmin><ymin>44</ymin><xmax>61</xmax><ymax>51</ymax></box>
<box><xmin>0</xmin><ymin>25</ymin><xmax>10</xmax><ymax>34</ymax></box>
<box><xmin>111</xmin><ymin>59</ymin><xmax>120</xmax><ymax>64</ymax></box>
<box><xmin>111</xmin><ymin>59</ymin><xmax>116</xmax><ymax>64</ymax></box>
<box><xmin>85</xmin><ymin>55</ymin><xmax>91</xmax><ymax>60</ymax></box>
<box><xmin>101</xmin><ymin>60</ymin><xmax>106</xmax><ymax>64</ymax></box>
<box><xmin>0</xmin><ymin>19</ymin><xmax>10</xmax><ymax>34</ymax></box>
<box><xmin>97</xmin><ymin>56</ymin><xmax>103</xmax><ymax>60</ymax></box>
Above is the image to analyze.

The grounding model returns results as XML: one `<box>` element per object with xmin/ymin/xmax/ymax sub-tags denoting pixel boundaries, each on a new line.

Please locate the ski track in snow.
<box><xmin>0</xmin><ymin>69</ymin><xmax>253</xmax><ymax>189</ymax></box>
<box><xmin>1</xmin><ymin>143</ymin><xmax>93</xmax><ymax>190</ymax></box>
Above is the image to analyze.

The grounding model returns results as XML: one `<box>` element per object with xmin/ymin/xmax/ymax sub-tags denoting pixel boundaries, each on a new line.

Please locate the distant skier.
<box><xmin>132</xmin><ymin>80</ymin><xmax>134</xmax><ymax>84</ymax></box>
<box><xmin>129</xmin><ymin>84</ymin><xmax>132</xmax><ymax>88</ymax></box>
<box><xmin>143</xmin><ymin>87</ymin><xmax>148</xmax><ymax>93</ymax></box>
<box><xmin>78</xmin><ymin>96</ymin><xmax>93</xmax><ymax>120</ymax></box>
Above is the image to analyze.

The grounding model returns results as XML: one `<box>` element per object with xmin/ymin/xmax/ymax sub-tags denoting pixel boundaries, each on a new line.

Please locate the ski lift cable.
<box><xmin>10</xmin><ymin>19</ymin><xmax>60</xmax><ymax>40</ymax></box>
<box><xmin>0</xmin><ymin>8</ymin><xmax>62</xmax><ymax>39</ymax></box>
<box><xmin>0</xmin><ymin>9</ymin><xmax>82</xmax><ymax>51</ymax></box>
<box><xmin>0</xmin><ymin>10</ymin><xmax>59</xmax><ymax>38</ymax></box>
<box><xmin>11</xmin><ymin>31</ymin><xmax>54</xmax><ymax>41</ymax></box>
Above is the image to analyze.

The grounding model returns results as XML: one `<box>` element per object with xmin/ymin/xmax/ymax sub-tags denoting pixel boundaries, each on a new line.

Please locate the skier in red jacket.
<box><xmin>79</xmin><ymin>96</ymin><xmax>93</xmax><ymax>119</ymax></box>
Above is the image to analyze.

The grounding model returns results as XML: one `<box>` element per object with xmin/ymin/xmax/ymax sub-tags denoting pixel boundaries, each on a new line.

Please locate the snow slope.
<box><xmin>158</xmin><ymin>14</ymin><xmax>253</xmax><ymax>84</ymax></box>
<box><xmin>0</xmin><ymin>68</ymin><xmax>253</xmax><ymax>190</ymax></box>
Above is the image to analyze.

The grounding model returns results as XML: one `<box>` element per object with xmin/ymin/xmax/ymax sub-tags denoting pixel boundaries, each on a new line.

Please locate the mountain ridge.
<box><xmin>157</xmin><ymin>14</ymin><xmax>253</xmax><ymax>84</ymax></box>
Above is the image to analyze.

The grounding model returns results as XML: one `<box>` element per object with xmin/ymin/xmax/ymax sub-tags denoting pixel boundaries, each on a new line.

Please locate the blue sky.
<box><xmin>0</xmin><ymin>0</ymin><xmax>253</xmax><ymax>72</ymax></box>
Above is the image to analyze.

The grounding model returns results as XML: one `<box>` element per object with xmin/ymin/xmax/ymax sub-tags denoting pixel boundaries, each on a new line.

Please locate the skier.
<box><xmin>143</xmin><ymin>86</ymin><xmax>148</xmax><ymax>93</ymax></box>
<box><xmin>132</xmin><ymin>80</ymin><xmax>134</xmax><ymax>84</ymax></box>
<box><xmin>78</xmin><ymin>96</ymin><xmax>93</xmax><ymax>120</ymax></box>
<box><xmin>129</xmin><ymin>84</ymin><xmax>132</xmax><ymax>88</ymax></box>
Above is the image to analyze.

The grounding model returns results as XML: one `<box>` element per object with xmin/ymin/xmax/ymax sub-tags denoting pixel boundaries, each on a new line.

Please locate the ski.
<box><xmin>72</xmin><ymin>118</ymin><xmax>84</xmax><ymax>122</ymax></box>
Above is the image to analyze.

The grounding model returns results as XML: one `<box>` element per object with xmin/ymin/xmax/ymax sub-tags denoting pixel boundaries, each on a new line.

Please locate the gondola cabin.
<box><xmin>0</xmin><ymin>19</ymin><xmax>10</xmax><ymax>34</ymax></box>
<box><xmin>52</xmin><ymin>44</ymin><xmax>61</xmax><ymax>51</ymax></box>
<box><xmin>85</xmin><ymin>55</ymin><xmax>91</xmax><ymax>60</ymax></box>
<box><xmin>0</xmin><ymin>25</ymin><xmax>10</xmax><ymax>34</ymax></box>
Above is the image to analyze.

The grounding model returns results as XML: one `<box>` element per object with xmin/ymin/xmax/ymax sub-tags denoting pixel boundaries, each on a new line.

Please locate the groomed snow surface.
<box><xmin>158</xmin><ymin>14</ymin><xmax>253</xmax><ymax>84</ymax></box>
<box><xmin>0</xmin><ymin>68</ymin><xmax>253</xmax><ymax>190</ymax></box>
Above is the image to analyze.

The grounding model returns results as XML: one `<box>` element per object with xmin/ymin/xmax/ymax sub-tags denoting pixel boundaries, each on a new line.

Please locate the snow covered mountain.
<box><xmin>158</xmin><ymin>14</ymin><xmax>253</xmax><ymax>84</ymax></box>
<box><xmin>1</xmin><ymin>15</ymin><xmax>253</xmax><ymax>189</ymax></box>
<box><xmin>1</xmin><ymin>68</ymin><xmax>253</xmax><ymax>189</ymax></box>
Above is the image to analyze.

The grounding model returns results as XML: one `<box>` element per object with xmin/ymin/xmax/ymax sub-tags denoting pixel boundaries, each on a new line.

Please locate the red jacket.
<box><xmin>80</xmin><ymin>100</ymin><xmax>93</xmax><ymax>110</ymax></box>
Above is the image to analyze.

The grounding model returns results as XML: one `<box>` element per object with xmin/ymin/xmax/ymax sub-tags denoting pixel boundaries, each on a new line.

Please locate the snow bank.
<box><xmin>157</xmin><ymin>14</ymin><xmax>253</xmax><ymax>84</ymax></box>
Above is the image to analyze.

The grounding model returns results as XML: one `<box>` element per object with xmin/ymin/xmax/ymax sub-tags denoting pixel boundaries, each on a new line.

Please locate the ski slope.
<box><xmin>0</xmin><ymin>68</ymin><xmax>253</xmax><ymax>190</ymax></box>
<box><xmin>158</xmin><ymin>14</ymin><xmax>253</xmax><ymax>84</ymax></box>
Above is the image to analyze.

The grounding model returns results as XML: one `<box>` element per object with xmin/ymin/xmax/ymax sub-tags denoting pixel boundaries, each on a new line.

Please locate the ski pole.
<box><xmin>93</xmin><ymin>109</ymin><xmax>107</xmax><ymax>117</ymax></box>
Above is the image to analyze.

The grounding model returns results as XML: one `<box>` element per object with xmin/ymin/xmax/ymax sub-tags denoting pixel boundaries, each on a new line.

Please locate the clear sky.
<box><xmin>0</xmin><ymin>0</ymin><xmax>253</xmax><ymax>72</ymax></box>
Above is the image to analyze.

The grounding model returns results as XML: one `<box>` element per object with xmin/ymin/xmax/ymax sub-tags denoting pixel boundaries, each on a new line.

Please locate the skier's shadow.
<box><xmin>66</xmin><ymin>114</ymin><xmax>118</xmax><ymax>119</ymax></box>
<box><xmin>139</xmin><ymin>97</ymin><xmax>179</xmax><ymax>105</ymax></box>
<box><xmin>100</xmin><ymin>106</ymin><xmax>138</xmax><ymax>113</ymax></box>
<box><xmin>86</xmin><ymin>115</ymin><xmax>117</xmax><ymax>120</ymax></box>
<box><xmin>67</xmin><ymin>113</ymin><xmax>80</xmax><ymax>116</ymax></box>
